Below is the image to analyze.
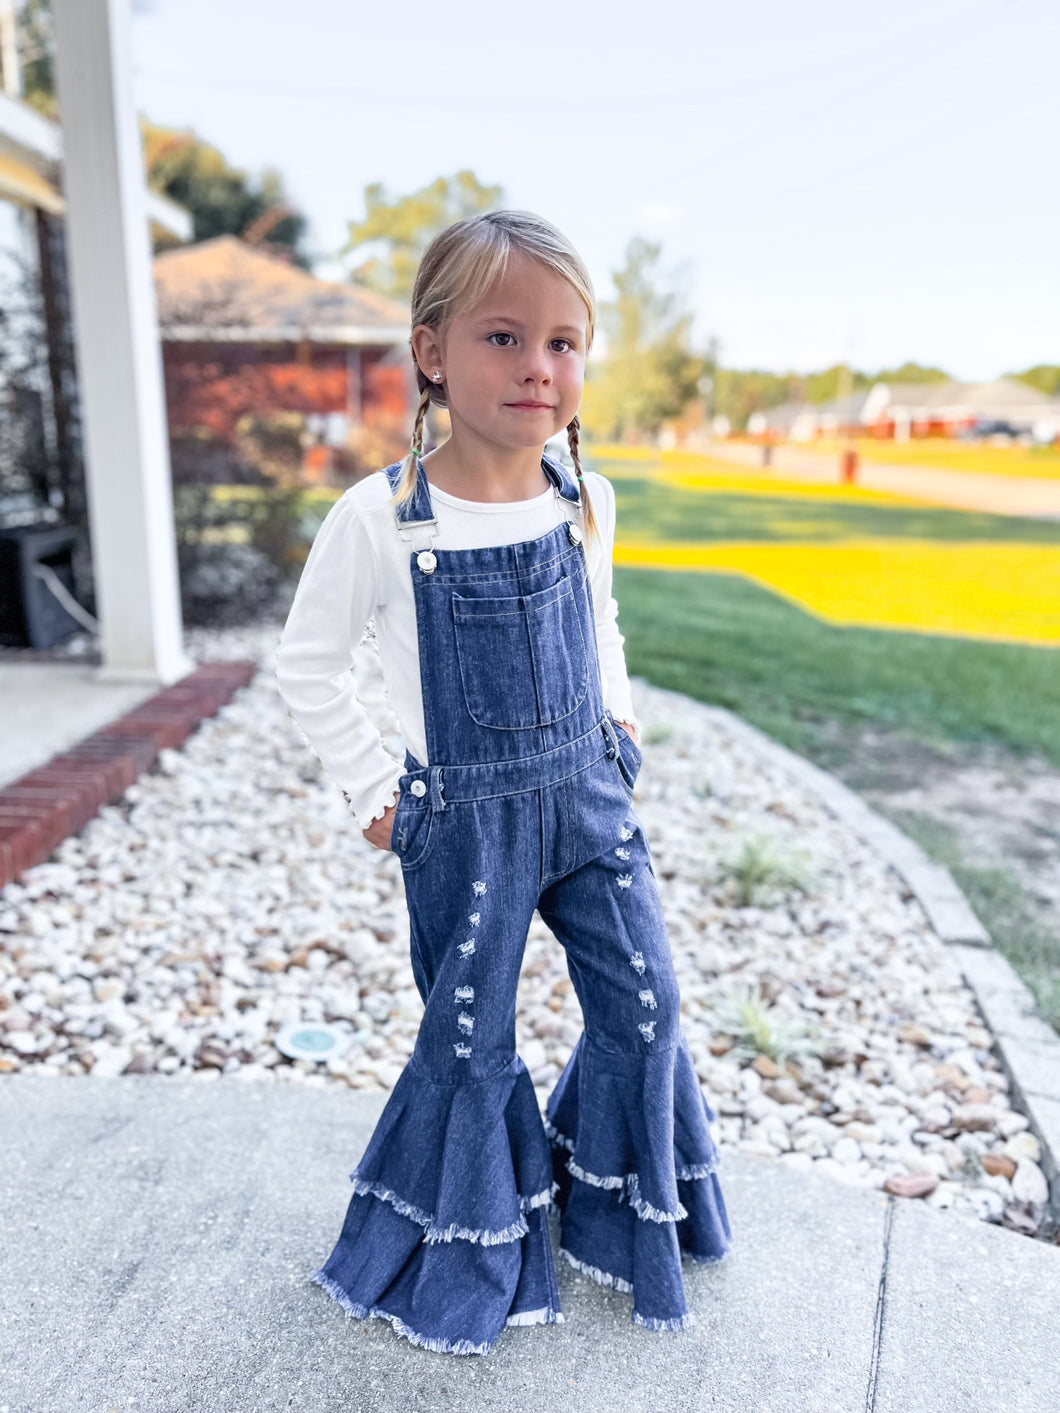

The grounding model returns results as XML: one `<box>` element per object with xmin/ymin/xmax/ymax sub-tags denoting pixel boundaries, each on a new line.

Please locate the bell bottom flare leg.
<box><xmin>538</xmin><ymin>806</ymin><xmax>734</xmax><ymax>1331</ymax></box>
<box><xmin>309</xmin><ymin>790</ymin><xmax>564</xmax><ymax>1354</ymax></box>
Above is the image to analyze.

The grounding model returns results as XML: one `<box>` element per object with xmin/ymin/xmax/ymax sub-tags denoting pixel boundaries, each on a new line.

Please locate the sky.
<box><xmin>128</xmin><ymin>0</ymin><xmax>1059</xmax><ymax>382</ymax></box>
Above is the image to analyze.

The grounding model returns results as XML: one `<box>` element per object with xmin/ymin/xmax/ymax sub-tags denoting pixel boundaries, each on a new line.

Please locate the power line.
<box><xmin>132</xmin><ymin>0</ymin><xmax>1015</xmax><ymax>117</ymax></box>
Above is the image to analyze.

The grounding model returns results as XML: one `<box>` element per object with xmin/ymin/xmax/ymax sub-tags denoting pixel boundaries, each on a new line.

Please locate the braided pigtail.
<box><xmin>392</xmin><ymin>380</ymin><xmax>433</xmax><ymax>510</ymax></box>
<box><xmin>566</xmin><ymin>414</ymin><xmax>599</xmax><ymax>545</ymax></box>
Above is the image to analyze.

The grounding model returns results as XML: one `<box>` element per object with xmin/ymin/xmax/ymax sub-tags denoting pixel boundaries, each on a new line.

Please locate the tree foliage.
<box><xmin>11</xmin><ymin>0</ymin><xmax>57</xmax><ymax>118</ymax></box>
<box><xmin>873</xmin><ymin>361</ymin><xmax>950</xmax><ymax>385</ymax></box>
<box><xmin>709</xmin><ymin>359</ymin><xmax>957</xmax><ymax>429</ymax></box>
<box><xmin>581</xmin><ymin>237</ymin><xmax>707</xmax><ymax>440</ymax></box>
<box><xmin>343</xmin><ymin>170</ymin><xmax>503</xmax><ymax>305</ymax></box>
<box><xmin>712</xmin><ymin>368</ymin><xmax>794</xmax><ymax>429</ymax></box>
<box><xmin>1009</xmin><ymin>365</ymin><xmax>1060</xmax><ymax>397</ymax></box>
<box><xmin>142</xmin><ymin>121</ymin><xmax>309</xmax><ymax>265</ymax></box>
<box><xmin>799</xmin><ymin>364</ymin><xmax>872</xmax><ymax>404</ymax></box>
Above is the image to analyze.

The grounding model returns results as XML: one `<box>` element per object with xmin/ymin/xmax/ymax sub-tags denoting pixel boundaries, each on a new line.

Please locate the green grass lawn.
<box><xmin>595</xmin><ymin>452</ymin><xmax>1060</xmax><ymax>759</ymax></box>
<box><xmin>613</xmin><ymin>566</ymin><xmax>1060</xmax><ymax>767</ymax></box>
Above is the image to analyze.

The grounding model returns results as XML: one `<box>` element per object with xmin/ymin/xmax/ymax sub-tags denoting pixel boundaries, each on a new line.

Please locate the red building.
<box><xmin>153</xmin><ymin>235</ymin><xmax>413</xmax><ymax>484</ymax></box>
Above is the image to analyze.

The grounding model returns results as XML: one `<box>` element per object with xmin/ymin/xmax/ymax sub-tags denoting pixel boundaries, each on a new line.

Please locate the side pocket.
<box><xmin>614</xmin><ymin>723</ymin><xmax>642</xmax><ymax>794</ymax></box>
<box><xmin>391</xmin><ymin>791</ymin><xmax>438</xmax><ymax>870</ymax></box>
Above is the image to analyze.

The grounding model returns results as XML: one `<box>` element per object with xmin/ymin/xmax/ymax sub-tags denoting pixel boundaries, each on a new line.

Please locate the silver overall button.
<box><xmin>567</xmin><ymin>522</ymin><xmax>583</xmax><ymax>544</ymax></box>
<box><xmin>410</xmin><ymin>779</ymin><xmax>427</xmax><ymax>797</ymax></box>
<box><xmin>417</xmin><ymin>550</ymin><xmax>437</xmax><ymax>573</ymax></box>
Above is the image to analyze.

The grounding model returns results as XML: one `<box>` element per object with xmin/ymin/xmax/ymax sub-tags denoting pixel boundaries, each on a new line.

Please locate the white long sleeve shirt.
<box><xmin>274</xmin><ymin>465</ymin><xmax>638</xmax><ymax>833</ymax></box>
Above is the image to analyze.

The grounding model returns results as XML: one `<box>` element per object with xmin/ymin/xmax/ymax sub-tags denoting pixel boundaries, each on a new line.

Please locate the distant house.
<box><xmin>753</xmin><ymin>378</ymin><xmax>1060</xmax><ymax>443</ymax></box>
<box><xmin>153</xmin><ymin>235</ymin><xmax>413</xmax><ymax>482</ymax></box>
<box><xmin>749</xmin><ymin>397</ymin><xmax>869</xmax><ymax>441</ymax></box>
<box><xmin>871</xmin><ymin>378</ymin><xmax>1060</xmax><ymax>441</ymax></box>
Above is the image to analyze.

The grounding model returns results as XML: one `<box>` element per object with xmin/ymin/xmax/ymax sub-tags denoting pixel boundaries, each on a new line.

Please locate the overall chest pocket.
<box><xmin>451</xmin><ymin>570</ymin><xmax>589</xmax><ymax>730</ymax></box>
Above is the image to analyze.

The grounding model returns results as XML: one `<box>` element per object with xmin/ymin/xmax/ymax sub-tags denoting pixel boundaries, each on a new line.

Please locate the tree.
<box><xmin>873</xmin><ymin>361</ymin><xmax>950</xmax><ymax>385</ymax></box>
<box><xmin>802</xmin><ymin>364</ymin><xmax>872</xmax><ymax>404</ymax></box>
<box><xmin>712</xmin><ymin>368</ymin><xmax>792</xmax><ymax>429</ymax></box>
<box><xmin>342</xmin><ymin>170</ymin><xmax>503</xmax><ymax>304</ymax></box>
<box><xmin>141</xmin><ymin>121</ymin><xmax>309</xmax><ymax>265</ymax></box>
<box><xmin>1009</xmin><ymin>365</ymin><xmax>1060</xmax><ymax>397</ymax></box>
<box><xmin>11</xmin><ymin>0</ymin><xmax>57</xmax><ymax>117</ymax></box>
<box><xmin>580</xmin><ymin>237</ymin><xmax>707</xmax><ymax>441</ymax></box>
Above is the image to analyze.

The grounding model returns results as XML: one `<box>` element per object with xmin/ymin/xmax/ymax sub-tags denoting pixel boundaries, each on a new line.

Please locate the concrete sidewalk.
<box><xmin>3</xmin><ymin>1073</ymin><xmax>1058</xmax><ymax>1413</ymax></box>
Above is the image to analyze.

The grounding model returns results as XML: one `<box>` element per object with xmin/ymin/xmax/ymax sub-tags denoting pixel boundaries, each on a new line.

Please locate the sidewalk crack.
<box><xmin>865</xmin><ymin>1195</ymin><xmax>895</xmax><ymax>1413</ymax></box>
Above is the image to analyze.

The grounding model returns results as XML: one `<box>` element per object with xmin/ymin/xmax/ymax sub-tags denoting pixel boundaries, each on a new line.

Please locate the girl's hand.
<box><xmin>361</xmin><ymin>792</ymin><xmax>400</xmax><ymax>852</ymax></box>
<box><xmin>615</xmin><ymin>718</ymin><xmax>640</xmax><ymax>746</ymax></box>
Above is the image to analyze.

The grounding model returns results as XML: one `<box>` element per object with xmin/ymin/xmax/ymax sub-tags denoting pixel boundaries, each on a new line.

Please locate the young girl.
<box><xmin>275</xmin><ymin>210</ymin><xmax>732</xmax><ymax>1357</ymax></box>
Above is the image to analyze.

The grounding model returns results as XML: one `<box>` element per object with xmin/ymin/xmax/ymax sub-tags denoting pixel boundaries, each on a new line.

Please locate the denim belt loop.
<box><xmin>429</xmin><ymin>764</ymin><xmax>447</xmax><ymax>810</ymax></box>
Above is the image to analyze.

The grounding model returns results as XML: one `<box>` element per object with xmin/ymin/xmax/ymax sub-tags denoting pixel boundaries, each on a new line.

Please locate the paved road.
<box><xmin>706</xmin><ymin>442</ymin><xmax>1060</xmax><ymax>520</ymax></box>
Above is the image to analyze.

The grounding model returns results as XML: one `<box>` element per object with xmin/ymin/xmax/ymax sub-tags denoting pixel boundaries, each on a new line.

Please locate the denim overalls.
<box><xmin>309</xmin><ymin>453</ymin><xmax>732</xmax><ymax>1355</ymax></box>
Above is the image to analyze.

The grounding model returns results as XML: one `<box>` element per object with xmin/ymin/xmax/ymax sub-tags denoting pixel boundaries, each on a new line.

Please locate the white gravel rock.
<box><xmin>1010</xmin><ymin>1158</ymin><xmax>1049</xmax><ymax>1206</ymax></box>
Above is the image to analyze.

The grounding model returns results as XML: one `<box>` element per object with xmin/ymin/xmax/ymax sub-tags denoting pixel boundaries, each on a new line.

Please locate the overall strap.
<box><xmin>382</xmin><ymin>456</ymin><xmax>441</xmax><ymax>565</ymax></box>
<box><xmin>541</xmin><ymin>451</ymin><xmax>586</xmax><ymax>542</ymax></box>
<box><xmin>540</xmin><ymin>451</ymin><xmax>582</xmax><ymax>509</ymax></box>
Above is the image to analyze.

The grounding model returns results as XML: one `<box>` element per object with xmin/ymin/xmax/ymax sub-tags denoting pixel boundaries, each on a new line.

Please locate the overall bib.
<box><xmin>310</xmin><ymin>453</ymin><xmax>732</xmax><ymax>1355</ymax></box>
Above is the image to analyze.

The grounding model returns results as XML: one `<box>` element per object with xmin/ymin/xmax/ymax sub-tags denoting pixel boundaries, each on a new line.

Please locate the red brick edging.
<box><xmin>0</xmin><ymin>661</ymin><xmax>258</xmax><ymax>890</ymax></box>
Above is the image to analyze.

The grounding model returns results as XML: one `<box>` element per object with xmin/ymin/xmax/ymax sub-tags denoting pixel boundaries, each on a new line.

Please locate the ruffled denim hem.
<box><xmin>309</xmin><ymin>1052</ymin><xmax>564</xmax><ymax>1354</ymax></box>
<box><xmin>545</xmin><ymin>1030</ymin><xmax>733</xmax><ymax>1328</ymax></box>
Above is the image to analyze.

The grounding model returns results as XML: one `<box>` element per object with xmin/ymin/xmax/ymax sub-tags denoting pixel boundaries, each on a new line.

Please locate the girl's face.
<box><xmin>431</xmin><ymin>251</ymin><xmax>589</xmax><ymax>452</ymax></box>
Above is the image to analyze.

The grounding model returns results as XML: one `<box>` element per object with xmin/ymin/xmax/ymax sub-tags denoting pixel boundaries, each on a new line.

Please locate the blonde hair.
<box><xmin>391</xmin><ymin>209</ymin><xmax>600</xmax><ymax>545</ymax></box>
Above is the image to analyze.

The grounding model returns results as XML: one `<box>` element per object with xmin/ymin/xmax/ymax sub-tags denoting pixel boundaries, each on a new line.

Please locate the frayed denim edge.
<box><xmin>558</xmin><ymin>1244</ymin><xmax>633</xmax><ymax>1293</ymax></box>
<box><xmin>349</xmin><ymin>1173</ymin><xmax>558</xmax><ymax>1245</ymax></box>
<box><xmin>544</xmin><ymin>1118</ymin><xmax>715</xmax><ymax>1223</ymax></box>
<box><xmin>626</xmin><ymin>1173</ymin><xmax>689</xmax><ymax>1223</ymax></box>
<box><xmin>309</xmin><ymin>1268</ymin><xmax>494</xmax><ymax>1356</ymax></box>
<box><xmin>631</xmin><ymin>1308</ymin><xmax>696</xmax><ymax>1332</ymax></box>
<box><xmin>559</xmin><ymin>1248</ymin><xmax>720</xmax><ymax>1330</ymax></box>
<box><xmin>558</xmin><ymin>1250</ymin><xmax>697</xmax><ymax>1333</ymax></box>
<box><xmin>544</xmin><ymin>1117</ymin><xmax>719</xmax><ymax>1181</ymax></box>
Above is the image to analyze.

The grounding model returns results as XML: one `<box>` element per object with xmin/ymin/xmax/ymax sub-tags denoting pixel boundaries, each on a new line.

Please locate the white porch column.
<box><xmin>51</xmin><ymin>0</ymin><xmax>195</xmax><ymax>684</ymax></box>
